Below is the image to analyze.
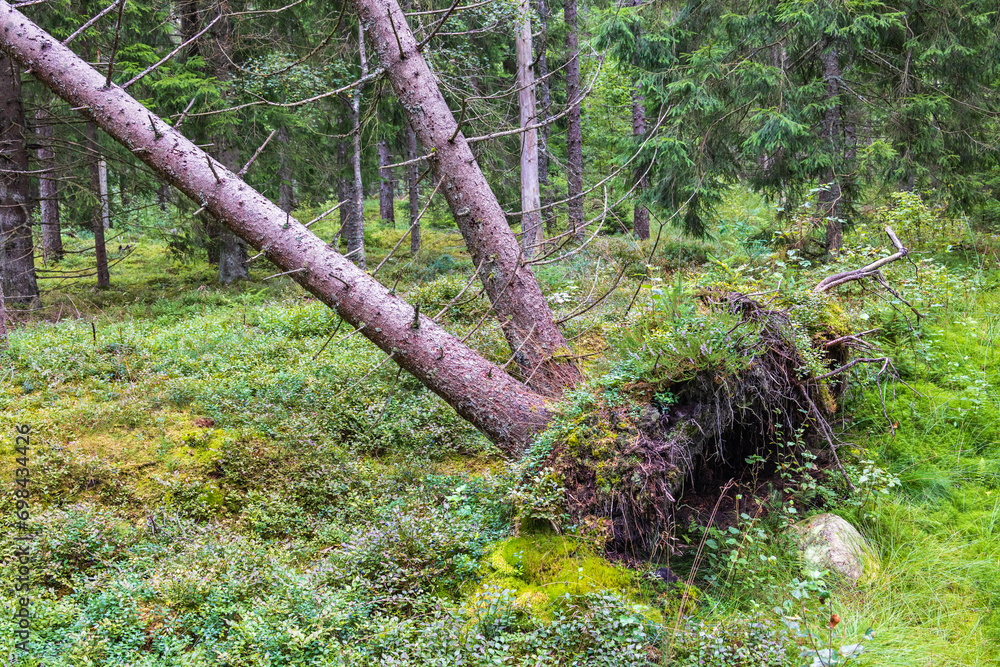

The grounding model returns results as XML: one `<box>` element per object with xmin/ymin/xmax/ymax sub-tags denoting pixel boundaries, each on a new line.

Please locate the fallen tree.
<box><xmin>0</xmin><ymin>1</ymin><xmax>554</xmax><ymax>451</ymax></box>
<box><xmin>1</xmin><ymin>3</ymin><xmax>886</xmax><ymax>545</ymax></box>
<box><xmin>343</xmin><ymin>0</ymin><xmax>580</xmax><ymax>395</ymax></box>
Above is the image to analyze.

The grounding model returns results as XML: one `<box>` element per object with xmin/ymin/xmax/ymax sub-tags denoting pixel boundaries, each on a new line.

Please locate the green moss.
<box><xmin>471</xmin><ymin>535</ymin><xmax>644</xmax><ymax>622</ymax></box>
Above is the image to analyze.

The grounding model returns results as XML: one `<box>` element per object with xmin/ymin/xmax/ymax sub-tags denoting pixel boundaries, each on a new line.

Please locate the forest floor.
<box><xmin>1</xmin><ymin>192</ymin><xmax>998</xmax><ymax>666</ymax></box>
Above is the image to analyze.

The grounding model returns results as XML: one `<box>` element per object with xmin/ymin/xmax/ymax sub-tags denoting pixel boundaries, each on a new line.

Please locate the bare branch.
<box><xmin>123</xmin><ymin>13</ymin><xmax>222</xmax><ymax>89</ymax></box>
<box><xmin>814</xmin><ymin>356</ymin><xmax>891</xmax><ymax>381</ymax></box>
<box><xmin>62</xmin><ymin>0</ymin><xmax>119</xmax><ymax>46</ymax></box>
<box><xmin>814</xmin><ymin>226</ymin><xmax>909</xmax><ymax>292</ymax></box>
<box><xmin>237</xmin><ymin>128</ymin><xmax>278</xmax><ymax>177</ymax></box>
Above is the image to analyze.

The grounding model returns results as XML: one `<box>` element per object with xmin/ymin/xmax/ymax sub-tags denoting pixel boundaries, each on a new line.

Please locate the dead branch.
<box><xmin>814</xmin><ymin>356</ymin><xmax>891</xmax><ymax>381</ymax></box>
<box><xmin>62</xmin><ymin>0</ymin><xmax>119</xmax><ymax>46</ymax></box>
<box><xmin>237</xmin><ymin>128</ymin><xmax>278</xmax><ymax>177</ymax></box>
<box><xmin>823</xmin><ymin>328</ymin><xmax>879</xmax><ymax>348</ymax></box>
<box><xmin>814</xmin><ymin>226</ymin><xmax>909</xmax><ymax>292</ymax></box>
<box><xmin>123</xmin><ymin>13</ymin><xmax>222</xmax><ymax>89</ymax></box>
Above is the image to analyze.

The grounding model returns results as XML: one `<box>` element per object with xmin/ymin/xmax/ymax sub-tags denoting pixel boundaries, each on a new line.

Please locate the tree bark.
<box><xmin>517</xmin><ymin>0</ymin><xmax>542</xmax><ymax>258</ymax></box>
<box><xmin>0</xmin><ymin>1</ymin><xmax>554</xmax><ymax>450</ymax></box>
<box><xmin>337</xmin><ymin>129</ymin><xmax>352</xmax><ymax>244</ymax></box>
<box><xmin>98</xmin><ymin>157</ymin><xmax>111</xmax><ymax>229</ymax></box>
<box><xmin>157</xmin><ymin>182</ymin><xmax>169</xmax><ymax>211</ymax></box>
<box><xmin>0</xmin><ymin>276</ymin><xmax>7</xmax><ymax>349</ymax></box>
<box><xmin>277</xmin><ymin>125</ymin><xmax>294</xmax><ymax>214</ymax></box>
<box><xmin>215</xmin><ymin>139</ymin><xmax>249</xmax><ymax>284</ymax></box>
<box><xmin>406</xmin><ymin>122</ymin><xmax>420</xmax><ymax>254</ymax></box>
<box><xmin>631</xmin><ymin>86</ymin><xmax>649</xmax><ymax>240</ymax></box>
<box><xmin>628</xmin><ymin>0</ymin><xmax>648</xmax><ymax>241</ymax></box>
<box><xmin>0</xmin><ymin>52</ymin><xmax>38</xmax><ymax>306</ymax></box>
<box><xmin>203</xmin><ymin>3</ymin><xmax>248</xmax><ymax>283</ymax></box>
<box><xmin>35</xmin><ymin>107</ymin><xmax>63</xmax><ymax>263</ymax></box>
<box><xmin>85</xmin><ymin>121</ymin><xmax>111</xmax><ymax>288</ymax></box>
<box><xmin>535</xmin><ymin>0</ymin><xmax>554</xmax><ymax>238</ymax></box>
<box><xmin>354</xmin><ymin>0</ymin><xmax>580</xmax><ymax>395</ymax></box>
<box><xmin>346</xmin><ymin>21</ymin><xmax>368</xmax><ymax>269</ymax></box>
<box><xmin>378</xmin><ymin>138</ymin><xmax>395</xmax><ymax>226</ymax></box>
<box><xmin>819</xmin><ymin>44</ymin><xmax>843</xmax><ymax>255</ymax></box>
<box><xmin>565</xmin><ymin>0</ymin><xmax>584</xmax><ymax>239</ymax></box>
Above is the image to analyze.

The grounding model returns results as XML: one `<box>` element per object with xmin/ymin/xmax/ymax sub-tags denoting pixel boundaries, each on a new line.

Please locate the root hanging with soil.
<box><xmin>544</xmin><ymin>290</ymin><xmax>887</xmax><ymax>556</ymax></box>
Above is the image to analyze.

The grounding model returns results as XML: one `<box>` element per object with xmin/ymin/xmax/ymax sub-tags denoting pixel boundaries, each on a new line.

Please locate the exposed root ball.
<box><xmin>548</xmin><ymin>291</ymin><xmax>845</xmax><ymax>555</ymax></box>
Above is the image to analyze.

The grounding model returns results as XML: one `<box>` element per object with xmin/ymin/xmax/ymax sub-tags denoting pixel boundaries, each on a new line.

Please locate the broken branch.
<box><xmin>814</xmin><ymin>226</ymin><xmax>909</xmax><ymax>293</ymax></box>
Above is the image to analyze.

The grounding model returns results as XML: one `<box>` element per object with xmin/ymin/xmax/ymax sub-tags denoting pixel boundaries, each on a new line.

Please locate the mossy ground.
<box><xmin>0</xmin><ymin>192</ymin><xmax>998</xmax><ymax>665</ymax></box>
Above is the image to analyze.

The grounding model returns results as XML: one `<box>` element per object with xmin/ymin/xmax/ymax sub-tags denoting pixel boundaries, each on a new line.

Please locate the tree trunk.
<box><xmin>536</xmin><ymin>0</ymin><xmax>555</xmax><ymax>238</ymax></box>
<box><xmin>378</xmin><ymin>139</ymin><xmax>395</xmax><ymax>226</ymax></box>
<box><xmin>631</xmin><ymin>87</ymin><xmax>649</xmax><ymax>240</ymax></box>
<box><xmin>346</xmin><ymin>22</ymin><xmax>368</xmax><ymax>269</ymax></box>
<box><xmin>36</xmin><ymin>107</ymin><xmax>63</xmax><ymax>263</ymax></box>
<box><xmin>819</xmin><ymin>44</ymin><xmax>844</xmax><ymax>255</ymax></box>
<box><xmin>277</xmin><ymin>125</ymin><xmax>294</xmax><ymax>214</ymax></box>
<box><xmin>85</xmin><ymin>121</ymin><xmax>111</xmax><ymax>288</ymax></box>
<box><xmin>354</xmin><ymin>0</ymin><xmax>580</xmax><ymax>395</ymax></box>
<box><xmin>215</xmin><ymin>141</ymin><xmax>249</xmax><ymax>284</ymax></box>
<box><xmin>201</xmin><ymin>9</ymin><xmax>248</xmax><ymax>283</ymax></box>
<box><xmin>565</xmin><ymin>0</ymin><xmax>584</xmax><ymax>239</ymax></box>
<box><xmin>0</xmin><ymin>277</ymin><xmax>7</xmax><ymax>349</ymax></box>
<box><xmin>0</xmin><ymin>52</ymin><xmax>38</xmax><ymax>307</ymax></box>
<box><xmin>157</xmin><ymin>182</ymin><xmax>169</xmax><ymax>211</ymax></box>
<box><xmin>98</xmin><ymin>157</ymin><xmax>111</xmax><ymax>229</ymax></box>
<box><xmin>632</xmin><ymin>86</ymin><xmax>649</xmax><ymax>241</ymax></box>
<box><xmin>0</xmin><ymin>1</ymin><xmax>553</xmax><ymax>449</ymax></box>
<box><xmin>628</xmin><ymin>0</ymin><xmax>648</xmax><ymax>241</ymax></box>
<box><xmin>517</xmin><ymin>0</ymin><xmax>542</xmax><ymax>258</ymax></box>
<box><xmin>337</xmin><ymin>131</ymin><xmax>351</xmax><ymax>244</ymax></box>
<box><xmin>406</xmin><ymin>122</ymin><xmax>420</xmax><ymax>254</ymax></box>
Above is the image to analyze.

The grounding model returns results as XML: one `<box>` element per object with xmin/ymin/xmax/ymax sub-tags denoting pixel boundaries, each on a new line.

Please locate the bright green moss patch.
<box><xmin>465</xmin><ymin>535</ymin><xmax>660</xmax><ymax>622</ymax></box>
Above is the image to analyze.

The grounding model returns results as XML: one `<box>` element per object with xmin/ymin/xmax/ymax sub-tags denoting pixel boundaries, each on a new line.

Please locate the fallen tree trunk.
<box><xmin>355</xmin><ymin>0</ymin><xmax>579</xmax><ymax>395</ymax></box>
<box><xmin>0</xmin><ymin>2</ymin><xmax>551</xmax><ymax>450</ymax></box>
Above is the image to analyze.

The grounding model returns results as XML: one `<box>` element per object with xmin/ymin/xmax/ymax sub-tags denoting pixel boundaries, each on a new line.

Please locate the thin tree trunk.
<box><xmin>517</xmin><ymin>0</ymin><xmax>542</xmax><ymax>257</ymax></box>
<box><xmin>631</xmin><ymin>88</ymin><xmax>649</xmax><ymax>240</ymax></box>
<box><xmin>337</xmin><ymin>129</ymin><xmax>351</xmax><ymax>244</ymax></box>
<box><xmin>0</xmin><ymin>277</ymin><xmax>7</xmax><ymax>349</ymax></box>
<box><xmin>0</xmin><ymin>52</ymin><xmax>38</xmax><ymax>306</ymax></box>
<box><xmin>157</xmin><ymin>183</ymin><xmax>169</xmax><ymax>211</ymax></box>
<box><xmin>536</xmin><ymin>0</ymin><xmax>554</xmax><ymax>238</ymax></box>
<box><xmin>98</xmin><ymin>157</ymin><xmax>111</xmax><ymax>229</ymax></box>
<box><xmin>565</xmin><ymin>0</ymin><xmax>584</xmax><ymax>239</ymax></box>
<box><xmin>819</xmin><ymin>44</ymin><xmax>844</xmax><ymax>255</ymax></box>
<box><xmin>206</xmin><ymin>8</ymin><xmax>248</xmax><ymax>283</ymax></box>
<box><xmin>277</xmin><ymin>125</ymin><xmax>294</xmax><ymax>214</ymax></box>
<box><xmin>0</xmin><ymin>1</ymin><xmax>553</xmax><ymax>449</ymax></box>
<box><xmin>36</xmin><ymin>107</ymin><xmax>63</xmax><ymax>263</ymax></box>
<box><xmin>215</xmin><ymin>139</ymin><xmax>248</xmax><ymax>284</ymax></box>
<box><xmin>85</xmin><ymin>121</ymin><xmax>110</xmax><ymax>288</ymax></box>
<box><xmin>628</xmin><ymin>0</ymin><xmax>648</xmax><ymax>240</ymax></box>
<box><xmin>406</xmin><ymin>122</ymin><xmax>420</xmax><ymax>254</ymax></box>
<box><xmin>346</xmin><ymin>22</ymin><xmax>368</xmax><ymax>269</ymax></box>
<box><xmin>378</xmin><ymin>139</ymin><xmax>395</xmax><ymax>226</ymax></box>
<box><xmin>355</xmin><ymin>0</ymin><xmax>579</xmax><ymax>394</ymax></box>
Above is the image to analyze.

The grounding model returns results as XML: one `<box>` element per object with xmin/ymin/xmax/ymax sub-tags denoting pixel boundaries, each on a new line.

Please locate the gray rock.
<box><xmin>791</xmin><ymin>513</ymin><xmax>873</xmax><ymax>583</ymax></box>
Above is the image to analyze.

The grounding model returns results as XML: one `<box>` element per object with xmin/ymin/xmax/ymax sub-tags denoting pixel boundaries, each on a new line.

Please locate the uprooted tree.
<box><xmin>0</xmin><ymin>0</ymin><xmax>906</xmax><ymax>551</ymax></box>
<box><xmin>0</xmin><ymin>0</ymin><xmax>563</xmax><ymax>450</ymax></box>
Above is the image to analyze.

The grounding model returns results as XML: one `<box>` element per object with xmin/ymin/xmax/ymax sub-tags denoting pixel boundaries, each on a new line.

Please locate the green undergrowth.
<box><xmin>2</xmin><ymin>198</ymin><xmax>1000</xmax><ymax>665</ymax></box>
